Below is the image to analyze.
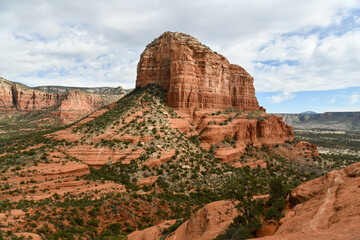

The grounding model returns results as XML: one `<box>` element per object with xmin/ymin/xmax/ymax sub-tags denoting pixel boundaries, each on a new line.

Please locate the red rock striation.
<box><xmin>135</xmin><ymin>32</ymin><xmax>319</xmax><ymax>164</ymax></box>
<box><xmin>0</xmin><ymin>77</ymin><xmax>121</xmax><ymax>123</ymax></box>
<box><xmin>136</xmin><ymin>32</ymin><xmax>259</xmax><ymax>111</ymax></box>
<box><xmin>0</xmin><ymin>77</ymin><xmax>58</xmax><ymax>112</ymax></box>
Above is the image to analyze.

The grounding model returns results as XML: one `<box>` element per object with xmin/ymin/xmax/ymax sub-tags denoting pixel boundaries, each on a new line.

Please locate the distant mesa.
<box><xmin>136</xmin><ymin>31</ymin><xmax>259</xmax><ymax>111</ymax></box>
<box><xmin>0</xmin><ymin>77</ymin><xmax>127</xmax><ymax>124</ymax></box>
<box><xmin>300</xmin><ymin>111</ymin><xmax>317</xmax><ymax>114</ymax></box>
<box><xmin>278</xmin><ymin>111</ymin><xmax>360</xmax><ymax>131</ymax></box>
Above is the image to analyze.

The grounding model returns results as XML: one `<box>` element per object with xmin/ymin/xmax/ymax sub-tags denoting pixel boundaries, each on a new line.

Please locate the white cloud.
<box><xmin>329</xmin><ymin>95</ymin><xmax>337</xmax><ymax>104</ymax></box>
<box><xmin>266</xmin><ymin>92</ymin><xmax>295</xmax><ymax>104</ymax></box>
<box><xmin>349</xmin><ymin>93</ymin><xmax>359</xmax><ymax>104</ymax></box>
<box><xmin>252</xmin><ymin>30</ymin><xmax>360</xmax><ymax>92</ymax></box>
<box><xmin>0</xmin><ymin>0</ymin><xmax>359</xmax><ymax>90</ymax></box>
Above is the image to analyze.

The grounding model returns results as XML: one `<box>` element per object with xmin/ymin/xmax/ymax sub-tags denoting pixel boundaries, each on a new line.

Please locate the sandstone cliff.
<box><xmin>135</xmin><ymin>32</ymin><xmax>300</xmax><ymax>164</ymax></box>
<box><xmin>136</xmin><ymin>32</ymin><xmax>259</xmax><ymax>111</ymax></box>
<box><xmin>0</xmin><ymin>77</ymin><xmax>59</xmax><ymax>112</ymax></box>
<box><xmin>0</xmin><ymin>77</ymin><xmax>125</xmax><ymax>124</ymax></box>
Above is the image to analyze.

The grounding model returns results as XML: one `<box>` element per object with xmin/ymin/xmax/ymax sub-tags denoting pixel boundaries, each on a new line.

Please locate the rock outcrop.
<box><xmin>0</xmin><ymin>77</ymin><xmax>59</xmax><ymax>112</ymax></box>
<box><xmin>128</xmin><ymin>200</ymin><xmax>238</xmax><ymax>240</ymax></box>
<box><xmin>128</xmin><ymin>220</ymin><xmax>177</xmax><ymax>240</ymax></box>
<box><xmin>136</xmin><ymin>32</ymin><xmax>259</xmax><ymax>111</ymax></box>
<box><xmin>167</xmin><ymin>201</ymin><xmax>238</xmax><ymax>240</ymax></box>
<box><xmin>0</xmin><ymin>77</ymin><xmax>125</xmax><ymax>124</ymax></box>
<box><xmin>258</xmin><ymin>162</ymin><xmax>360</xmax><ymax>240</ymax></box>
<box><xmin>127</xmin><ymin>163</ymin><xmax>360</xmax><ymax>240</ymax></box>
<box><xmin>135</xmin><ymin>32</ymin><xmax>301</xmax><ymax>164</ymax></box>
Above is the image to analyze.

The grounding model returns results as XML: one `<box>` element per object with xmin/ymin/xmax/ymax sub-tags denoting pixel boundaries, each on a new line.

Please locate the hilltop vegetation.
<box><xmin>0</xmin><ymin>85</ymin><xmax>358</xmax><ymax>239</ymax></box>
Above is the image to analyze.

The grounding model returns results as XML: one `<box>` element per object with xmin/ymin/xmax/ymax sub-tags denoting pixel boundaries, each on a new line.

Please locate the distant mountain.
<box><xmin>276</xmin><ymin>112</ymin><xmax>360</xmax><ymax>130</ymax></box>
<box><xmin>300</xmin><ymin>111</ymin><xmax>317</xmax><ymax>114</ymax></box>
<box><xmin>34</xmin><ymin>85</ymin><xmax>132</xmax><ymax>95</ymax></box>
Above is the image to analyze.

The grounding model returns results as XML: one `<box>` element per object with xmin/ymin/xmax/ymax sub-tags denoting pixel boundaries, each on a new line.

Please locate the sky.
<box><xmin>0</xmin><ymin>0</ymin><xmax>360</xmax><ymax>113</ymax></box>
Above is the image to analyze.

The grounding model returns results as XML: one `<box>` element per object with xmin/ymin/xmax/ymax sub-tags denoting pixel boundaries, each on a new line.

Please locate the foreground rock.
<box><xmin>128</xmin><ymin>162</ymin><xmax>360</xmax><ymax>240</ymax></box>
<box><xmin>128</xmin><ymin>219</ymin><xmax>177</xmax><ymax>240</ymax></box>
<box><xmin>128</xmin><ymin>200</ymin><xmax>237</xmax><ymax>240</ymax></box>
<box><xmin>167</xmin><ymin>201</ymin><xmax>237</xmax><ymax>240</ymax></box>
<box><xmin>258</xmin><ymin>162</ymin><xmax>360</xmax><ymax>240</ymax></box>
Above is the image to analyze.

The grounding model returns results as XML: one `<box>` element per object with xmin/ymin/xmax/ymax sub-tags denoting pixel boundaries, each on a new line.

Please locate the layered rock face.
<box><xmin>0</xmin><ymin>77</ymin><xmax>123</xmax><ymax>123</ymax></box>
<box><xmin>0</xmin><ymin>77</ymin><xmax>59</xmax><ymax>112</ymax></box>
<box><xmin>136</xmin><ymin>32</ymin><xmax>259</xmax><ymax>111</ymax></box>
<box><xmin>136</xmin><ymin>32</ymin><xmax>309</xmax><ymax>164</ymax></box>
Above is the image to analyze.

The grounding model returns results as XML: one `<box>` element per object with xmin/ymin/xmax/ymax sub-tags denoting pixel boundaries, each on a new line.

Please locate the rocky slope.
<box><xmin>137</xmin><ymin>32</ymin><xmax>259</xmax><ymax>111</ymax></box>
<box><xmin>0</xmin><ymin>77</ymin><xmax>126</xmax><ymax>124</ymax></box>
<box><xmin>128</xmin><ymin>200</ymin><xmax>238</xmax><ymax>240</ymax></box>
<box><xmin>277</xmin><ymin>112</ymin><xmax>360</xmax><ymax>130</ymax></box>
<box><xmin>136</xmin><ymin>32</ymin><xmax>313</xmax><ymax>164</ymax></box>
<box><xmin>0</xmin><ymin>32</ymin><xmax>331</xmax><ymax>239</ymax></box>
<box><xmin>128</xmin><ymin>162</ymin><xmax>360</xmax><ymax>240</ymax></box>
<box><xmin>257</xmin><ymin>161</ymin><xmax>360</xmax><ymax>240</ymax></box>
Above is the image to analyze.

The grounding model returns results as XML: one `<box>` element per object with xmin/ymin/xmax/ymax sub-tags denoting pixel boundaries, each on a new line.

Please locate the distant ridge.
<box><xmin>300</xmin><ymin>111</ymin><xmax>317</xmax><ymax>114</ymax></box>
<box><xmin>0</xmin><ymin>77</ymin><xmax>128</xmax><ymax>124</ymax></box>
<box><xmin>34</xmin><ymin>85</ymin><xmax>132</xmax><ymax>95</ymax></box>
<box><xmin>276</xmin><ymin>112</ymin><xmax>360</xmax><ymax>130</ymax></box>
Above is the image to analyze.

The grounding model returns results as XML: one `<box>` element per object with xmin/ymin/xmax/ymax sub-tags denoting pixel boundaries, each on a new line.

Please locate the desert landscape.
<box><xmin>1</xmin><ymin>1</ymin><xmax>359</xmax><ymax>240</ymax></box>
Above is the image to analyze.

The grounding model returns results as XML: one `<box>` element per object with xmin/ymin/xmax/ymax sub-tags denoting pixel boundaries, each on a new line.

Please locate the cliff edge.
<box><xmin>136</xmin><ymin>32</ymin><xmax>259</xmax><ymax>111</ymax></box>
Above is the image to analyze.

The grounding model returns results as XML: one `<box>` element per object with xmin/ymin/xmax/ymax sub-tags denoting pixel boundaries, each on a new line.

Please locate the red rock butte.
<box><xmin>136</xmin><ymin>31</ymin><xmax>260</xmax><ymax>111</ymax></box>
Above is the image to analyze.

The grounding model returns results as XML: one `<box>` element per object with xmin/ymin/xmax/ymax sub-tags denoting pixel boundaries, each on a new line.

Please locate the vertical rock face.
<box><xmin>0</xmin><ymin>77</ymin><xmax>59</xmax><ymax>112</ymax></box>
<box><xmin>136</xmin><ymin>32</ymin><xmax>303</xmax><ymax>164</ymax></box>
<box><xmin>0</xmin><ymin>77</ymin><xmax>123</xmax><ymax>123</ymax></box>
<box><xmin>136</xmin><ymin>32</ymin><xmax>259</xmax><ymax>111</ymax></box>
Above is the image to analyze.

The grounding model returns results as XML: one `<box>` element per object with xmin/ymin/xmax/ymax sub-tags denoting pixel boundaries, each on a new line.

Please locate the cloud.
<box><xmin>329</xmin><ymin>95</ymin><xmax>337</xmax><ymax>104</ymax></box>
<box><xmin>0</xmin><ymin>0</ymin><xmax>359</xmax><ymax>90</ymax></box>
<box><xmin>349</xmin><ymin>93</ymin><xmax>359</xmax><ymax>104</ymax></box>
<box><xmin>266</xmin><ymin>91</ymin><xmax>295</xmax><ymax>104</ymax></box>
<box><xmin>252</xmin><ymin>29</ymin><xmax>360</xmax><ymax>92</ymax></box>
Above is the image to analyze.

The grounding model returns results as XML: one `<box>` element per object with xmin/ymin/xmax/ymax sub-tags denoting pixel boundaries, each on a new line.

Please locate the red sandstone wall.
<box><xmin>136</xmin><ymin>32</ymin><xmax>259</xmax><ymax>111</ymax></box>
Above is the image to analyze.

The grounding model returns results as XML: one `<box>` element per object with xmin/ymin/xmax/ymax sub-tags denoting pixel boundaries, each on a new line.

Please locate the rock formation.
<box><xmin>135</xmin><ymin>32</ymin><xmax>305</xmax><ymax>164</ymax></box>
<box><xmin>136</xmin><ymin>32</ymin><xmax>259</xmax><ymax>111</ymax></box>
<box><xmin>257</xmin><ymin>162</ymin><xmax>360</xmax><ymax>240</ymax></box>
<box><xmin>0</xmin><ymin>77</ymin><xmax>59</xmax><ymax>112</ymax></box>
<box><xmin>0</xmin><ymin>77</ymin><xmax>125</xmax><ymax>124</ymax></box>
<box><xmin>127</xmin><ymin>200</ymin><xmax>238</xmax><ymax>240</ymax></box>
<box><xmin>128</xmin><ymin>162</ymin><xmax>360</xmax><ymax>240</ymax></box>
